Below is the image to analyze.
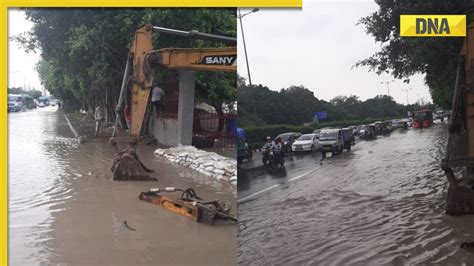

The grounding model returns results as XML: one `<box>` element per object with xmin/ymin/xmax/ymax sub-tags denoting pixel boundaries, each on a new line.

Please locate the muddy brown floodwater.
<box><xmin>9</xmin><ymin>107</ymin><xmax>236</xmax><ymax>265</ymax></box>
<box><xmin>238</xmin><ymin>123</ymin><xmax>474</xmax><ymax>265</ymax></box>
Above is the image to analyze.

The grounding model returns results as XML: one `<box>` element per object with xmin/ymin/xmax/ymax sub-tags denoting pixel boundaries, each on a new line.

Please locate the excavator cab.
<box><xmin>110</xmin><ymin>24</ymin><xmax>236</xmax><ymax>181</ymax></box>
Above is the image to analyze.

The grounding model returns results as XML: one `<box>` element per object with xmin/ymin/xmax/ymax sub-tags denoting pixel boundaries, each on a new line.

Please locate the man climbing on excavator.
<box><xmin>109</xmin><ymin>24</ymin><xmax>236</xmax><ymax>181</ymax></box>
<box><xmin>151</xmin><ymin>83</ymin><xmax>165</xmax><ymax>118</ymax></box>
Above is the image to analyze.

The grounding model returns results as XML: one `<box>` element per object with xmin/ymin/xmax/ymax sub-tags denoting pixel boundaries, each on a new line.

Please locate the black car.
<box><xmin>275</xmin><ymin>132</ymin><xmax>302</xmax><ymax>153</ymax></box>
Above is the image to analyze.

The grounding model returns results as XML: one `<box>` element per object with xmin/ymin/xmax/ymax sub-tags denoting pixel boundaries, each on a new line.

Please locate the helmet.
<box><xmin>266</xmin><ymin>136</ymin><xmax>272</xmax><ymax>141</ymax></box>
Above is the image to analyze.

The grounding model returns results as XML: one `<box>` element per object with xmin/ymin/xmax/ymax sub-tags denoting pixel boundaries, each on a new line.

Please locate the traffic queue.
<box><xmin>237</xmin><ymin>112</ymin><xmax>440</xmax><ymax>169</ymax></box>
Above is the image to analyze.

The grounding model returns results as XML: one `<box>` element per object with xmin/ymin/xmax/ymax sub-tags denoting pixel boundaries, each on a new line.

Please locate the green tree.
<box><xmin>8</xmin><ymin>87</ymin><xmax>43</xmax><ymax>99</ymax></box>
<box><xmin>356</xmin><ymin>1</ymin><xmax>474</xmax><ymax>108</ymax></box>
<box><xmin>237</xmin><ymin>81</ymin><xmax>432</xmax><ymax>128</ymax></box>
<box><xmin>16</xmin><ymin>8</ymin><xmax>236</xmax><ymax>116</ymax></box>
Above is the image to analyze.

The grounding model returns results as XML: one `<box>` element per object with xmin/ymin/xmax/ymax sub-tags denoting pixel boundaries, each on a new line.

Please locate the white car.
<box><xmin>292</xmin><ymin>134</ymin><xmax>319</xmax><ymax>153</ymax></box>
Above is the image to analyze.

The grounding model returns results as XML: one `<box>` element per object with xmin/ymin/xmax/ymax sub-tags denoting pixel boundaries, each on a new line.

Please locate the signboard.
<box><xmin>400</xmin><ymin>15</ymin><xmax>466</xmax><ymax>37</ymax></box>
<box><xmin>314</xmin><ymin>111</ymin><xmax>327</xmax><ymax>121</ymax></box>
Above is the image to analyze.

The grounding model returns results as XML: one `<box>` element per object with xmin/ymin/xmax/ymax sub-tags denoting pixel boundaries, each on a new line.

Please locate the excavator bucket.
<box><xmin>111</xmin><ymin>150</ymin><xmax>156</xmax><ymax>181</ymax></box>
<box><xmin>110</xmin><ymin>24</ymin><xmax>156</xmax><ymax>181</ymax></box>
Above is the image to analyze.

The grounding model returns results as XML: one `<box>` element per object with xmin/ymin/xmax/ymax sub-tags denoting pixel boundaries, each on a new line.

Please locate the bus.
<box><xmin>413</xmin><ymin>109</ymin><xmax>433</xmax><ymax>129</ymax></box>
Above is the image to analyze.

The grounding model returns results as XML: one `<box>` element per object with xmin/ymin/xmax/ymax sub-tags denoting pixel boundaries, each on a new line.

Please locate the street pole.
<box><xmin>12</xmin><ymin>70</ymin><xmax>18</xmax><ymax>88</ymax></box>
<box><xmin>402</xmin><ymin>88</ymin><xmax>412</xmax><ymax>105</ymax></box>
<box><xmin>381</xmin><ymin>80</ymin><xmax>394</xmax><ymax>96</ymax></box>
<box><xmin>238</xmin><ymin>8</ymin><xmax>259</xmax><ymax>86</ymax></box>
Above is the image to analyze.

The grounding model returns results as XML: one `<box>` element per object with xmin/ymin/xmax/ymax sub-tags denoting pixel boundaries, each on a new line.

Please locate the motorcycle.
<box><xmin>262</xmin><ymin>146</ymin><xmax>271</xmax><ymax>165</ymax></box>
<box><xmin>262</xmin><ymin>147</ymin><xmax>284</xmax><ymax>169</ymax></box>
<box><xmin>270</xmin><ymin>150</ymin><xmax>284</xmax><ymax>168</ymax></box>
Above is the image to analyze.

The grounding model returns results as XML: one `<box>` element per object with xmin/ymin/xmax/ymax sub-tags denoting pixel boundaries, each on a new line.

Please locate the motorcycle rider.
<box><xmin>262</xmin><ymin>136</ymin><xmax>275</xmax><ymax>165</ymax></box>
<box><xmin>262</xmin><ymin>136</ymin><xmax>275</xmax><ymax>150</ymax></box>
<box><xmin>273</xmin><ymin>137</ymin><xmax>284</xmax><ymax>164</ymax></box>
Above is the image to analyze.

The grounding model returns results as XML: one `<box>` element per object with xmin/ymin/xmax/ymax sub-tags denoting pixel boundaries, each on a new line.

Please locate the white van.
<box><xmin>318</xmin><ymin>128</ymin><xmax>344</xmax><ymax>155</ymax></box>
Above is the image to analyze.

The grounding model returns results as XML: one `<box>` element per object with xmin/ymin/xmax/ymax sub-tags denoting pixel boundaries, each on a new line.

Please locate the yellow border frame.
<box><xmin>1</xmin><ymin>1</ymin><xmax>6</xmax><ymax>265</ymax></box>
<box><xmin>5</xmin><ymin>0</ymin><xmax>302</xmax><ymax>7</ymax></box>
<box><xmin>0</xmin><ymin>1</ymin><xmax>301</xmax><ymax>265</ymax></box>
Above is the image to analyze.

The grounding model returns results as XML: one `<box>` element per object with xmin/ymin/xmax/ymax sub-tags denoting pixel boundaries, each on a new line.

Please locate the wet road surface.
<box><xmin>9</xmin><ymin>107</ymin><xmax>236</xmax><ymax>265</ymax></box>
<box><xmin>238</xmin><ymin>124</ymin><xmax>474</xmax><ymax>265</ymax></box>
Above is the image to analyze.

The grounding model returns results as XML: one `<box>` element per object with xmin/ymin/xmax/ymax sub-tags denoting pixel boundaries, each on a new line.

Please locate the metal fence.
<box><xmin>192</xmin><ymin>104</ymin><xmax>236</xmax><ymax>148</ymax></box>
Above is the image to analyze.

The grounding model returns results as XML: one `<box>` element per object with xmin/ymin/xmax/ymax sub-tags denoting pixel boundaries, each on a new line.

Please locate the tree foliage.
<box><xmin>16</xmin><ymin>8</ymin><xmax>236</xmax><ymax>114</ymax></box>
<box><xmin>7</xmin><ymin>87</ymin><xmax>43</xmax><ymax>99</ymax></box>
<box><xmin>356</xmin><ymin>0</ymin><xmax>474</xmax><ymax>108</ymax></box>
<box><xmin>238</xmin><ymin>82</ymin><xmax>433</xmax><ymax>128</ymax></box>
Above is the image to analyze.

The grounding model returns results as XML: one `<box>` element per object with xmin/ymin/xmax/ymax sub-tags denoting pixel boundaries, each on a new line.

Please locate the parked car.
<box><xmin>292</xmin><ymin>133</ymin><xmax>319</xmax><ymax>153</ymax></box>
<box><xmin>8</xmin><ymin>102</ymin><xmax>21</xmax><ymax>112</ymax></box>
<box><xmin>391</xmin><ymin>119</ymin><xmax>400</xmax><ymax>129</ymax></box>
<box><xmin>8</xmin><ymin>94</ymin><xmax>24</xmax><ymax>112</ymax></box>
<box><xmin>318</xmin><ymin>128</ymin><xmax>344</xmax><ymax>156</ymax></box>
<box><xmin>360</xmin><ymin>124</ymin><xmax>376</xmax><ymax>139</ymax></box>
<box><xmin>373</xmin><ymin>121</ymin><xmax>383</xmax><ymax>135</ymax></box>
<box><xmin>275</xmin><ymin>132</ymin><xmax>302</xmax><ymax>153</ymax></box>
<box><xmin>353</xmin><ymin>125</ymin><xmax>362</xmax><ymax>136</ymax></box>
<box><xmin>398</xmin><ymin>119</ymin><xmax>410</xmax><ymax>130</ymax></box>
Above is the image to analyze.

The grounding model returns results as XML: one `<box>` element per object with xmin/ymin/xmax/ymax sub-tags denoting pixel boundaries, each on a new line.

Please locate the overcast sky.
<box><xmin>237</xmin><ymin>1</ymin><xmax>432</xmax><ymax>105</ymax></box>
<box><xmin>8</xmin><ymin>9</ymin><xmax>43</xmax><ymax>91</ymax></box>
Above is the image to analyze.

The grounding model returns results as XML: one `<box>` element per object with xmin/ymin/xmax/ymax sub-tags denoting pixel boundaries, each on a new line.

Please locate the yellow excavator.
<box><xmin>442</xmin><ymin>23</ymin><xmax>474</xmax><ymax>215</ymax></box>
<box><xmin>110</xmin><ymin>24</ymin><xmax>236</xmax><ymax>181</ymax></box>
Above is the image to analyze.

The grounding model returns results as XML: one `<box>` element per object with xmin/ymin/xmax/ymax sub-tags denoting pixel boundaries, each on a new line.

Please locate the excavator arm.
<box><xmin>111</xmin><ymin>24</ymin><xmax>236</xmax><ymax>181</ymax></box>
<box><xmin>442</xmin><ymin>23</ymin><xmax>474</xmax><ymax>215</ymax></box>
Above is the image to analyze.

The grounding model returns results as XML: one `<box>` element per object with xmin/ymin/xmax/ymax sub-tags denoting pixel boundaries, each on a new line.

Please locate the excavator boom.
<box><xmin>148</xmin><ymin>47</ymin><xmax>236</xmax><ymax>72</ymax></box>
<box><xmin>111</xmin><ymin>24</ymin><xmax>236</xmax><ymax>181</ymax></box>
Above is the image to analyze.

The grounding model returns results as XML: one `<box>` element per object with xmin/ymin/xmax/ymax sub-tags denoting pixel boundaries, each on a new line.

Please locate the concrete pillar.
<box><xmin>176</xmin><ymin>70</ymin><xmax>196</xmax><ymax>145</ymax></box>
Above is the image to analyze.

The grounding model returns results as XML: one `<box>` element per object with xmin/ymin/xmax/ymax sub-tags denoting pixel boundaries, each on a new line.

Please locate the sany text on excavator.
<box><xmin>110</xmin><ymin>24</ymin><xmax>236</xmax><ymax>181</ymax></box>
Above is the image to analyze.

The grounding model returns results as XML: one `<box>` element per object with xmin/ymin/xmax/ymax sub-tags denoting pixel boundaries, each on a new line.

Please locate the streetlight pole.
<box><xmin>12</xmin><ymin>70</ymin><xmax>19</xmax><ymax>88</ymax></box>
<box><xmin>381</xmin><ymin>80</ymin><xmax>394</xmax><ymax>96</ymax></box>
<box><xmin>238</xmin><ymin>8</ymin><xmax>259</xmax><ymax>86</ymax></box>
<box><xmin>402</xmin><ymin>88</ymin><xmax>412</xmax><ymax>105</ymax></box>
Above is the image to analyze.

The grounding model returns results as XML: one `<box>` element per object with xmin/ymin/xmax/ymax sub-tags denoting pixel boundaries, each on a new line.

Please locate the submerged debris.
<box><xmin>461</xmin><ymin>242</ymin><xmax>474</xmax><ymax>249</ymax></box>
<box><xmin>123</xmin><ymin>221</ymin><xmax>136</xmax><ymax>231</ymax></box>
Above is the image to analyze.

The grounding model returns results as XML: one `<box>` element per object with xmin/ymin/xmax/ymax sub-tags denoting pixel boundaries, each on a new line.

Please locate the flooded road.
<box><xmin>238</xmin><ymin>124</ymin><xmax>474</xmax><ymax>264</ymax></box>
<box><xmin>9</xmin><ymin>107</ymin><xmax>236</xmax><ymax>265</ymax></box>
